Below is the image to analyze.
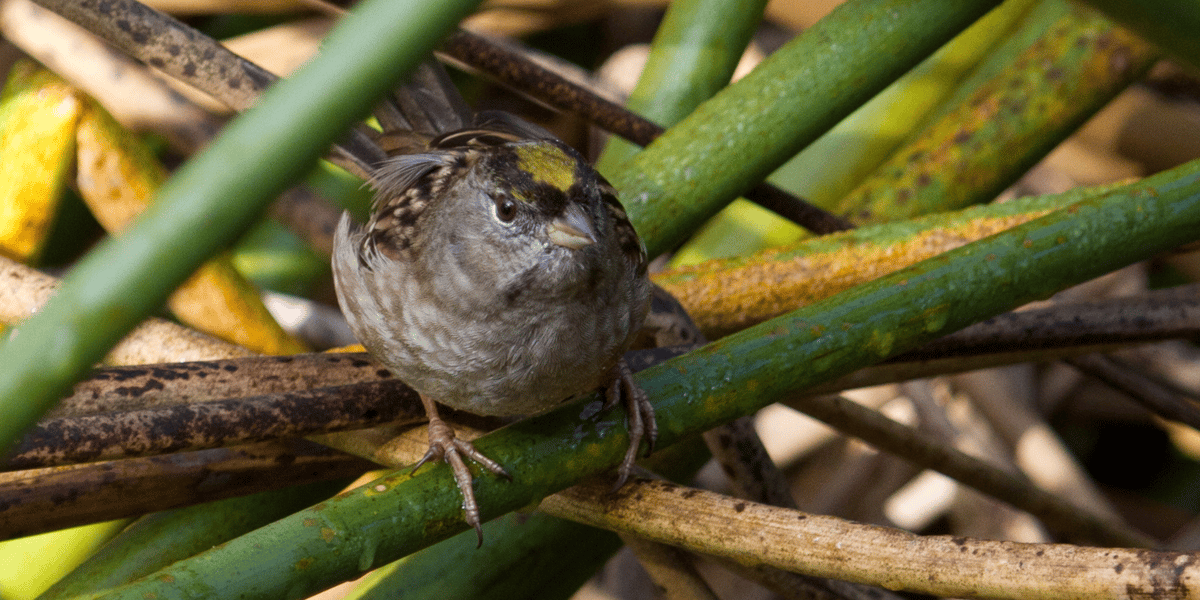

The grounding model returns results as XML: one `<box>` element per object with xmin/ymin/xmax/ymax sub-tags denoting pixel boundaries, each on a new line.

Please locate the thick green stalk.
<box><xmin>346</xmin><ymin>514</ymin><xmax>621</xmax><ymax>600</ymax></box>
<box><xmin>656</xmin><ymin>186</ymin><xmax>1114</xmax><ymax>338</ymax></box>
<box><xmin>669</xmin><ymin>0</ymin><xmax>1039</xmax><ymax>265</ymax></box>
<box><xmin>0</xmin><ymin>0</ymin><xmax>481</xmax><ymax>453</ymax></box>
<box><xmin>39</xmin><ymin>480</ymin><xmax>349</xmax><ymax>600</ymax></box>
<box><xmin>613</xmin><ymin>0</ymin><xmax>1001</xmax><ymax>257</ymax></box>
<box><xmin>343</xmin><ymin>436</ymin><xmax>709</xmax><ymax>600</ymax></box>
<box><xmin>92</xmin><ymin>156</ymin><xmax>1200</xmax><ymax>600</ymax></box>
<box><xmin>832</xmin><ymin>3</ymin><xmax>1157</xmax><ymax>224</ymax></box>
<box><xmin>922</xmin><ymin>0</ymin><xmax>1074</xmax><ymax>128</ymax></box>
<box><xmin>595</xmin><ymin>0</ymin><xmax>767</xmax><ymax>172</ymax></box>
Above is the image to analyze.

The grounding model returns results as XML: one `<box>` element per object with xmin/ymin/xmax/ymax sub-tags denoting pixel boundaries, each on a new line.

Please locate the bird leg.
<box><xmin>604</xmin><ymin>358</ymin><xmax>657</xmax><ymax>489</ymax></box>
<box><xmin>411</xmin><ymin>394</ymin><xmax>510</xmax><ymax>546</ymax></box>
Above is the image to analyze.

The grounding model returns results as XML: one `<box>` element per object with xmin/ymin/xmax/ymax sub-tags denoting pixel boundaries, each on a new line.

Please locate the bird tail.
<box><xmin>330</xmin><ymin>58</ymin><xmax>473</xmax><ymax>179</ymax></box>
<box><xmin>372</xmin><ymin>59</ymin><xmax>473</xmax><ymax>156</ymax></box>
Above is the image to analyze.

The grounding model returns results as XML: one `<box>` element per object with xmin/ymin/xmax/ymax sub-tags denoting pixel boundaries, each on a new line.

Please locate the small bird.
<box><xmin>331</xmin><ymin>62</ymin><xmax>655</xmax><ymax>543</ymax></box>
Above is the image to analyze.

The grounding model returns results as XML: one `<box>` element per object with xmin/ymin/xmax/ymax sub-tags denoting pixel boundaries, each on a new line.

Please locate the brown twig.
<box><xmin>951</xmin><ymin>367</ymin><xmax>1124</xmax><ymax>523</ymax></box>
<box><xmin>703</xmin><ymin>397</ymin><xmax>900</xmax><ymax>599</ymax></box>
<box><xmin>28</xmin><ymin>0</ymin><xmax>384</xmax><ymax>178</ymax></box>
<box><xmin>543</xmin><ymin>477</ymin><xmax>1189</xmax><ymax>600</ymax></box>
<box><xmin>1065</xmin><ymin>353</ymin><xmax>1200</xmax><ymax>431</ymax></box>
<box><xmin>268</xmin><ymin>185</ymin><xmax>344</xmax><ymax>257</ymax></box>
<box><xmin>7</xmin><ymin>380</ymin><xmax>424</xmax><ymax>470</ymax></box>
<box><xmin>32</xmin><ymin>0</ymin><xmax>272</xmax><ymax>110</ymax></box>
<box><xmin>701</xmin><ymin>416</ymin><xmax>906</xmax><ymax>600</ymax></box>
<box><xmin>14</xmin><ymin>338</ymin><xmax>1178</xmax><ymax>550</ymax></box>
<box><xmin>900</xmin><ymin>284</ymin><xmax>1200</xmax><ymax>361</ymax></box>
<box><xmin>0</xmin><ymin>440</ymin><xmax>371</xmax><ymax>539</ymax></box>
<box><xmin>51</xmin><ymin>352</ymin><xmax>391</xmax><ymax>418</ymax></box>
<box><xmin>783</xmin><ymin>394</ymin><xmax>1154</xmax><ymax>548</ymax></box>
<box><xmin>0</xmin><ymin>0</ymin><xmax>223</xmax><ymax>154</ymax></box>
<box><xmin>704</xmin><ymin>417</ymin><xmax>797</xmax><ymax>510</ymax></box>
<box><xmin>619</xmin><ymin>534</ymin><xmax>721</xmax><ymax>600</ymax></box>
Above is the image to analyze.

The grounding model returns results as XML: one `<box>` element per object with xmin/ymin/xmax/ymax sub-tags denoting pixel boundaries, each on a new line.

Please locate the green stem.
<box><xmin>39</xmin><ymin>480</ymin><xmax>350</xmax><ymax>600</ymax></box>
<box><xmin>345</xmin><ymin>440</ymin><xmax>709</xmax><ymax>600</ymax></box>
<box><xmin>921</xmin><ymin>0</ymin><xmax>1074</xmax><ymax>128</ymax></box>
<box><xmin>669</xmin><ymin>0</ymin><xmax>1039</xmax><ymax>266</ymax></box>
<box><xmin>833</xmin><ymin>2</ymin><xmax>1158</xmax><ymax>223</ymax></box>
<box><xmin>596</xmin><ymin>0</ymin><xmax>767</xmax><ymax>172</ymax></box>
<box><xmin>655</xmin><ymin>186</ymin><xmax>1113</xmax><ymax>338</ymax></box>
<box><xmin>613</xmin><ymin>0</ymin><xmax>1001</xmax><ymax>257</ymax></box>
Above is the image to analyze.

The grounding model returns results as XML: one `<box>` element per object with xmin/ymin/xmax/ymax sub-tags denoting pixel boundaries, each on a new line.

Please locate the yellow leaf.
<box><xmin>0</xmin><ymin>61</ymin><xmax>82</xmax><ymax>261</ymax></box>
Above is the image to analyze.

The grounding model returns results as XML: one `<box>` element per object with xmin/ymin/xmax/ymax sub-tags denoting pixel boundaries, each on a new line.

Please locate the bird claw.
<box><xmin>606</xmin><ymin>358</ymin><xmax>657</xmax><ymax>490</ymax></box>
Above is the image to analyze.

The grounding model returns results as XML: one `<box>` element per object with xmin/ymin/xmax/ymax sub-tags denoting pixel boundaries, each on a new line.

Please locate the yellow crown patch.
<box><xmin>513</xmin><ymin>142</ymin><xmax>576</xmax><ymax>192</ymax></box>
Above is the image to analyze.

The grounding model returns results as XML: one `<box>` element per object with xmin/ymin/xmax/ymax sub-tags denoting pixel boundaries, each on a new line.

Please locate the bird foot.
<box><xmin>603</xmin><ymin>358</ymin><xmax>657</xmax><ymax>490</ymax></box>
<box><xmin>413</xmin><ymin>396</ymin><xmax>509</xmax><ymax>546</ymax></box>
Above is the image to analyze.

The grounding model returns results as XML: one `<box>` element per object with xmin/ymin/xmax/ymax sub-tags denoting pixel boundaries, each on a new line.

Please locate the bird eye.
<box><xmin>494</xmin><ymin>196</ymin><xmax>518</xmax><ymax>222</ymax></box>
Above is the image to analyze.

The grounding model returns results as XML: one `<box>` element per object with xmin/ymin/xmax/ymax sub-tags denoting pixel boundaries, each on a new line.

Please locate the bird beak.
<box><xmin>546</xmin><ymin>204</ymin><xmax>597</xmax><ymax>250</ymax></box>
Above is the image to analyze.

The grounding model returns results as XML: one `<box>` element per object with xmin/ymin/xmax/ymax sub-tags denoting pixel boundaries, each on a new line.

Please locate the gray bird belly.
<box><xmin>408</xmin><ymin>301</ymin><xmax>622</xmax><ymax>416</ymax></box>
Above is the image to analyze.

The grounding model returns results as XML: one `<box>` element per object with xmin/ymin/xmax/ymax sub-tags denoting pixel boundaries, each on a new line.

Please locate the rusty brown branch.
<box><xmin>0</xmin><ymin>440</ymin><xmax>371</xmax><ymax>538</ymax></box>
<box><xmin>7</xmin><ymin>380</ymin><xmax>424</xmax><ymax>470</ymax></box>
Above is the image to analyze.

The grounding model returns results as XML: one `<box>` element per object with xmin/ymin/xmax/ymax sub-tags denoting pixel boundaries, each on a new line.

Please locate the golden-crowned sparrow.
<box><xmin>331</xmin><ymin>63</ymin><xmax>655</xmax><ymax>543</ymax></box>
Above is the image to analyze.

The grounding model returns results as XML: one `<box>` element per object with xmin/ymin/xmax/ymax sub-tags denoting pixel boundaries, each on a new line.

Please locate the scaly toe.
<box><xmin>608</xmin><ymin>358</ymin><xmax>657</xmax><ymax>490</ymax></box>
<box><xmin>452</xmin><ymin>438</ymin><xmax>511</xmax><ymax>480</ymax></box>
<box><xmin>417</xmin><ymin>396</ymin><xmax>509</xmax><ymax>545</ymax></box>
<box><xmin>440</xmin><ymin>444</ymin><xmax>486</xmax><ymax>546</ymax></box>
<box><xmin>419</xmin><ymin>432</ymin><xmax>506</xmax><ymax>546</ymax></box>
